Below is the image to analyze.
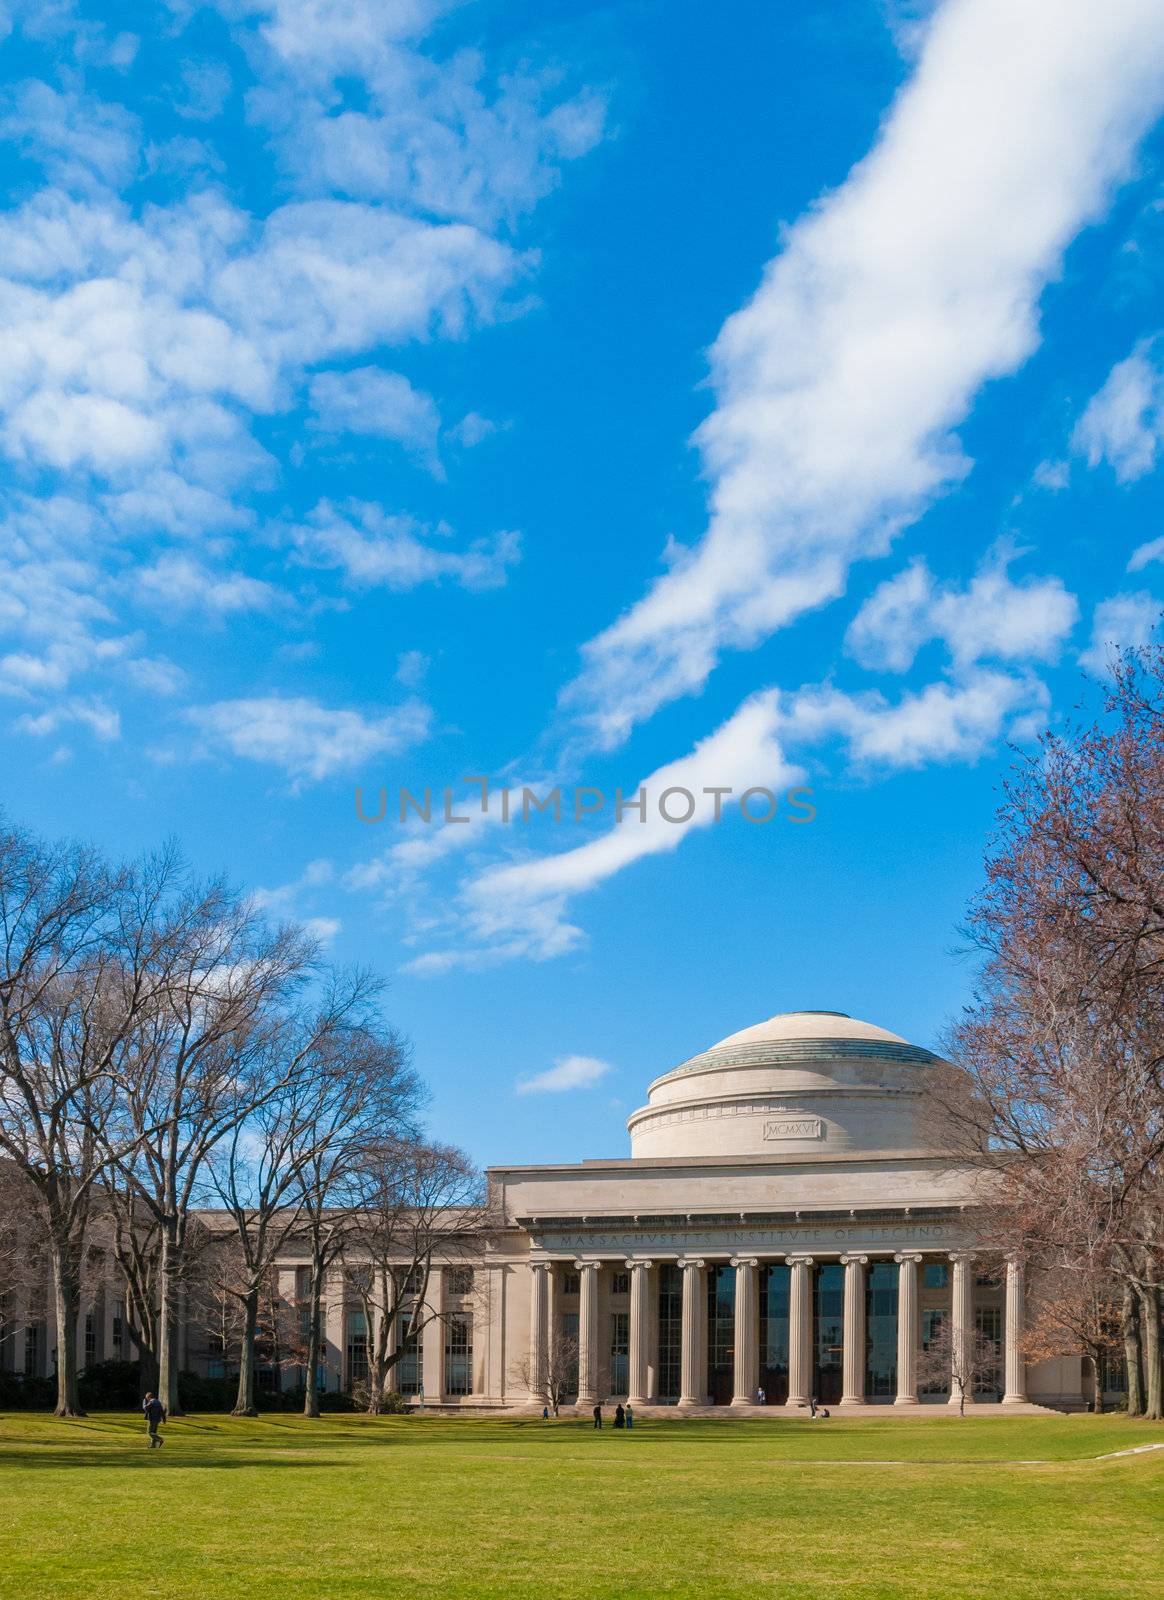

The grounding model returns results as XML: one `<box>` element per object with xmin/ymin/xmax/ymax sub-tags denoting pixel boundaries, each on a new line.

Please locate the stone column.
<box><xmin>626</xmin><ymin>1260</ymin><xmax>652</xmax><ymax>1407</ymax></box>
<box><xmin>948</xmin><ymin>1252</ymin><xmax>975</xmax><ymax>1409</ymax></box>
<box><xmin>840</xmin><ymin>1254</ymin><xmax>868</xmax><ymax>1406</ymax></box>
<box><xmin>528</xmin><ymin>1262</ymin><xmax>549</xmax><ymax>1405</ymax></box>
<box><xmin>576</xmin><ymin>1261</ymin><xmax>600</xmax><ymax>1406</ymax></box>
<box><xmin>324</xmin><ymin>1266</ymin><xmax>345</xmax><ymax>1393</ymax></box>
<box><xmin>678</xmin><ymin>1258</ymin><xmax>705</xmax><ymax>1408</ymax></box>
<box><xmin>421</xmin><ymin>1266</ymin><xmax>445</xmax><ymax>1403</ymax></box>
<box><xmin>785</xmin><ymin>1255</ymin><xmax>814</xmax><ymax>1408</ymax></box>
<box><xmin>1002</xmin><ymin>1257</ymin><xmax>1027</xmax><ymax>1404</ymax></box>
<box><xmin>893</xmin><ymin>1253</ymin><xmax>922</xmax><ymax>1405</ymax></box>
<box><xmin>730</xmin><ymin>1257</ymin><xmax>759</xmax><ymax>1406</ymax></box>
<box><xmin>546</xmin><ymin>1264</ymin><xmax>559</xmax><ymax>1391</ymax></box>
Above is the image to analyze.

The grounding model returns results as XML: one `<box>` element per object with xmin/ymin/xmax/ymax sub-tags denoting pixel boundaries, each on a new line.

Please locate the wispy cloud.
<box><xmin>1072</xmin><ymin>338</ymin><xmax>1164</xmax><ymax>482</ymax></box>
<box><xmin>516</xmin><ymin>1054</ymin><xmax>613</xmax><ymax>1095</ymax></box>
<box><xmin>186</xmin><ymin>695</ymin><xmax>431</xmax><ymax>782</ymax></box>
<box><xmin>562</xmin><ymin>0</ymin><xmax>1164</xmax><ymax>751</ymax></box>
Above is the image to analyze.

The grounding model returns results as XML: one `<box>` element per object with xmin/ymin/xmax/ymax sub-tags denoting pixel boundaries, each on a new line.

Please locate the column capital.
<box><xmin>785</xmin><ymin>1254</ymin><xmax>814</xmax><ymax>1267</ymax></box>
<box><xmin>839</xmin><ymin>1253</ymin><xmax>869</xmax><ymax>1267</ymax></box>
<box><xmin>677</xmin><ymin>1257</ymin><xmax>706</xmax><ymax>1270</ymax></box>
<box><xmin>624</xmin><ymin>1258</ymin><xmax>654</xmax><ymax>1271</ymax></box>
<box><xmin>573</xmin><ymin>1259</ymin><xmax>602</xmax><ymax>1273</ymax></box>
<box><xmin>729</xmin><ymin>1256</ymin><xmax>760</xmax><ymax>1270</ymax></box>
<box><xmin>948</xmin><ymin>1250</ymin><xmax>975</xmax><ymax>1264</ymax></box>
<box><xmin>893</xmin><ymin>1252</ymin><xmax>924</xmax><ymax>1265</ymax></box>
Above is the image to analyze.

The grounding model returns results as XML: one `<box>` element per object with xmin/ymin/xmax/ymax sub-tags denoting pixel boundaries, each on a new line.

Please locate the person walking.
<box><xmin>592</xmin><ymin>1403</ymin><xmax>602</xmax><ymax>1429</ymax></box>
<box><xmin>625</xmin><ymin>1404</ymin><xmax>634</xmax><ymax>1430</ymax></box>
<box><xmin>614</xmin><ymin>1403</ymin><xmax>625</xmax><ymax>1429</ymax></box>
<box><xmin>142</xmin><ymin>1392</ymin><xmax>166</xmax><ymax>1450</ymax></box>
<box><xmin>542</xmin><ymin>1405</ymin><xmax>549</xmax><ymax>1421</ymax></box>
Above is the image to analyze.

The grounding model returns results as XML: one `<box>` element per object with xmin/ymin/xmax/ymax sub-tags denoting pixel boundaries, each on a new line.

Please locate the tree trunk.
<box><xmin>1123</xmin><ymin>1283</ymin><xmax>1144</xmax><ymax>1418</ymax></box>
<box><xmin>1137</xmin><ymin>1283</ymin><xmax>1162</xmax><ymax>1421</ymax></box>
<box><xmin>158</xmin><ymin>1217</ymin><xmax>184</xmax><ymax>1417</ymax></box>
<box><xmin>304</xmin><ymin>1254</ymin><xmax>323</xmax><ymax>1418</ymax></box>
<box><xmin>49</xmin><ymin>1238</ymin><xmax>84</xmax><ymax>1418</ymax></box>
<box><xmin>233</xmin><ymin>1285</ymin><xmax>260</xmax><ymax>1417</ymax></box>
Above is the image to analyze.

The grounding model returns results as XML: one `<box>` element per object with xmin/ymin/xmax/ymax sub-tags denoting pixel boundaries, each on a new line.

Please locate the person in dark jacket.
<box><xmin>143</xmin><ymin>1393</ymin><xmax>166</xmax><ymax>1449</ymax></box>
<box><xmin>592</xmin><ymin>1403</ymin><xmax>602</xmax><ymax>1429</ymax></box>
<box><xmin>614</xmin><ymin>1403</ymin><xmax>625</xmax><ymax>1428</ymax></box>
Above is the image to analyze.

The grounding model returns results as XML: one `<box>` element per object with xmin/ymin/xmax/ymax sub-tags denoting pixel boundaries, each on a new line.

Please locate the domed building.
<box><xmin>259</xmin><ymin>1009</ymin><xmax>1093</xmax><ymax>1413</ymax></box>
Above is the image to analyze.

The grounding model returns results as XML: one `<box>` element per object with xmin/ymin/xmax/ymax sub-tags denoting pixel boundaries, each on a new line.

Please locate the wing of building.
<box><xmin>2</xmin><ymin>1011</ymin><xmax>1116</xmax><ymax>1411</ymax></box>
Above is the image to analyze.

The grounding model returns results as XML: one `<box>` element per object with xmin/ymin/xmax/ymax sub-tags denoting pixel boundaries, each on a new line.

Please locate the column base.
<box><xmin>784</xmin><ymin>1396</ymin><xmax>810</xmax><ymax>1409</ymax></box>
<box><xmin>947</xmin><ymin>1393</ymin><xmax>977</xmax><ymax>1408</ymax></box>
<box><xmin>729</xmin><ymin>1395</ymin><xmax>753</xmax><ymax>1408</ymax></box>
<box><xmin>893</xmin><ymin>1395</ymin><xmax>921</xmax><ymax>1407</ymax></box>
<box><xmin>677</xmin><ymin>1397</ymin><xmax>704</xmax><ymax>1409</ymax></box>
<box><xmin>838</xmin><ymin>1396</ymin><xmax>865</xmax><ymax>1408</ymax></box>
<box><xmin>1001</xmin><ymin>1393</ymin><xmax>1028</xmax><ymax>1406</ymax></box>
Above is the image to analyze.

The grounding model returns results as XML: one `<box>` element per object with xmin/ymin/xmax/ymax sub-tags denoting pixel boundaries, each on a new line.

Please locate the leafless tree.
<box><xmin>342</xmin><ymin>1137</ymin><xmax>488</xmax><ymax>1413</ymax></box>
<box><xmin>916</xmin><ymin>1320</ymin><xmax>1000</xmax><ymax>1416</ymax></box>
<box><xmin>924</xmin><ymin>643</ymin><xmax>1164</xmax><ymax>1419</ymax></box>
<box><xmin>0</xmin><ymin>821</ymin><xmax>155</xmax><ymax>1416</ymax></box>
<box><xmin>289</xmin><ymin>1025</ymin><xmax>420</xmax><ymax>1417</ymax></box>
<box><xmin>511</xmin><ymin>1330</ymin><xmax>580</xmax><ymax>1416</ymax></box>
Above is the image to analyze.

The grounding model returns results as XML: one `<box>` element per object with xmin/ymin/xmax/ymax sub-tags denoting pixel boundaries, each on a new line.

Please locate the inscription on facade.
<box><xmin>763</xmin><ymin>1116</ymin><xmax>823</xmax><ymax>1141</ymax></box>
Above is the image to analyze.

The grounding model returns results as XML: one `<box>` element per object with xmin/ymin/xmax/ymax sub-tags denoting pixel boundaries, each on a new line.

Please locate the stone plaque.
<box><xmin>763</xmin><ymin>1116</ymin><xmax>823</xmax><ymax>1141</ymax></box>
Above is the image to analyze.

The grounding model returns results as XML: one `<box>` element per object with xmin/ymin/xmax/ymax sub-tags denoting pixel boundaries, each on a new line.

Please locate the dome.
<box><xmin>626</xmin><ymin>1009</ymin><xmax>942</xmax><ymax>1161</ymax></box>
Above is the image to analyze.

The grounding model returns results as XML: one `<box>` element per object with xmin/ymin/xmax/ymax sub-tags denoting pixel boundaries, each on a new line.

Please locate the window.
<box><xmin>609</xmin><ymin>1311</ymin><xmax>629</xmax><ymax>1395</ymax></box>
<box><xmin>403</xmin><ymin>1265</ymin><xmax>425</xmax><ymax>1296</ymax></box>
<box><xmin>657</xmin><ymin>1267</ymin><xmax>681</xmax><ymax>1401</ymax></box>
<box><xmin>563</xmin><ymin>1272</ymin><xmax>580</xmax><ymax>1296</ymax></box>
<box><xmin>706</xmin><ymin>1267</ymin><xmax>735</xmax><ymax>1404</ymax></box>
<box><xmin>561</xmin><ymin>1311</ymin><xmax>580</xmax><ymax>1392</ymax></box>
<box><xmin>111</xmin><ymin>1301</ymin><xmax>124</xmax><ymax>1360</ymax></box>
<box><xmin>445</xmin><ymin>1313</ymin><xmax>473</xmax><ymax>1395</ymax></box>
<box><xmin>84</xmin><ymin>1311</ymin><xmax>96</xmax><ymax>1367</ymax></box>
<box><xmin>974</xmin><ymin>1306</ymin><xmax>1003</xmax><ymax>1397</ymax></box>
<box><xmin>923</xmin><ymin>1263</ymin><xmax>949</xmax><ymax>1289</ymax></box>
<box><xmin>864</xmin><ymin>1261</ymin><xmax>898</xmax><ymax>1398</ymax></box>
<box><xmin>345</xmin><ymin>1309</ymin><xmax>369</xmax><ymax>1391</ymax></box>
<box><xmin>397</xmin><ymin>1317</ymin><xmax>423</xmax><ymax>1395</ymax></box>
<box><xmin>446</xmin><ymin>1267</ymin><xmax>474</xmax><ymax>1295</ymax></box>
<box><xmin>920</xmin><ymin>1309</ymin><xmax>947</xmax><ymax>1395</ymax></box>
<box><xmin>610</xmin><ymin>1272</ymin><xmax>630</xmax><ymax>1296</ymax></box>
<box><xmin>24</xmin><ymin>1323</ymin><xmax>40</xmax><ymax>1378</ymax></box>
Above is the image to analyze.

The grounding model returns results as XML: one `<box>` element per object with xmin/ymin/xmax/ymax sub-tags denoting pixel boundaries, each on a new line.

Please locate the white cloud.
<box><xmin>1079</xmin><ymin>591</ymin><xmax>1161</xmax><ymax>673</ymax></box>
<box><xmin>516</xmin><ymin>1055</ymin><xmax>612</xmax><ymax>1096</ymax></box>
<box><xmin>308</xmin><ymin>366</ymin><xmax>442</xmax><ymax>472</ymax></box>
<box><xmin>784</xmin><ymin>670</ymin><xmax>1048</xmax><ymax>770</ymax></box>
<box><xmin>288</xmin><ymin>500</ymin><xmax>521</xmax><ymax>592</ymax></box>
<box><xmin>13</xmin><ymin>695</ymin><xmax>121</xmax><ymax>742</ymax></box>
<box><xmin>1129</xmin><ymin>534</ymin><xmax>1164</xmax><ymax>571</ymax></box>
<box><xmin>186</xmin><ymin>694</ymin><xmax>431</xmax><ymax>781</ymax></box>
<box><xmin>0</xmin><ymin>80</ymin><xmax>140</xmax><ymax>191</ymax></box>
<box><xmin>403</xmin><ymin>691</ymin><xmax>802</xmax><ymax>972</ymax></box>
<box><xmin>135</xmin><ymin>552</ymin><xmax>283</xmax><ymax>617</ymax></box>
<box><xmin>846</xmin><ymin>552</ymin><xmax>1078</xmax><ymax>673</ymax></box>
<box><xmin>1032</xmin><ymin>458</ymin><xmax>1070</xmax><ymax>491</ymax></box>
<box><xmin>563</xmin><ymin>0</ymin><xmax>1164</xmax><ymax>750</ymax></box>
<box><xmin>1072</xmin><ymin>340</ymin><xmax>1164</xmax><ymax>481</ymax></box>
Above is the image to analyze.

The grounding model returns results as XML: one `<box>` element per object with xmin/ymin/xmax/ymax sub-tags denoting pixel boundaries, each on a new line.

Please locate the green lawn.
<box><xmin>1</xmin><ymin>1411</ymin><xmax>1161</xmax><ymax>1599</ymax></box>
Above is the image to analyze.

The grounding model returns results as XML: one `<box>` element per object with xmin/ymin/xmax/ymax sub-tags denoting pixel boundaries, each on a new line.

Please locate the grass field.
<box><xmin>1</xmin><ymin>1411</ymin><xmax>1161</xmax><ymax>1599</ymax></box>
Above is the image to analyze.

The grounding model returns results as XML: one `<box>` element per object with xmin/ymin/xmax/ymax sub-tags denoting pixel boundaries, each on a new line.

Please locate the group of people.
<box><xmin>593</xmin><ymin>1403</ymin><xmax>633</xmax><ymax>1429</ymax></box>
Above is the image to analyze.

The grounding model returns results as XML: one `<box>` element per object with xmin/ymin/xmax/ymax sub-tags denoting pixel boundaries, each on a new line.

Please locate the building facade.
<box><xmin>2</xmin><ymin>1011</ymin><xmax>1111</xmax><ymax>1410</ymax></box>
<box><xmin>275</xmin><ymin>1009</ymin><xmax>1099</xmax><ymax>1412</ymax></box>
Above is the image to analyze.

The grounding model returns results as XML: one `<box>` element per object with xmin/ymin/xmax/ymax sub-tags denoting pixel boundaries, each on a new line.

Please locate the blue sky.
<box><xmin>2</xmin><ymin>0</ymin><xmax>1164</xmax><ymax>1168</ymax></box>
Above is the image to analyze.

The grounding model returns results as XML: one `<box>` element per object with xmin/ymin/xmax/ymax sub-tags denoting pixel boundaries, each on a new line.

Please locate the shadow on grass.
<box><xmin>0</xmin><ymin>1449</ymin><xmax>350</xmax><ymax>1471</ymax></box>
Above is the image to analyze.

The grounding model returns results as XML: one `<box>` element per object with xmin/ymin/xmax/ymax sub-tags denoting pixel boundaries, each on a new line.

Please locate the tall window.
<box><xmin>974</xmin><ymin>1305</ymin><xmax>1002</xmax><ymax>1397</ymax></box>
<box><xmin>24</xmin><ymin>1323</ymin><xmax>40</xmax><ymax>1378</ymax></box>
<box><xmin>923</xmin><ymin>1263</ymin><xmax>949</xmax><ymax>1290</ymax></box>
<box><xmin>610</xmin><ymin>1272</ymin><xmax>629</xmax><ymax>1296</ymax></box>
<box><xmin>397</xmin><ymin>1316</ymin><xmax>423</xmax><ymax>1395</ymax></box>
<box><xmin>561</xmin><ymin>1311</ymin><xmax>580</xmax><ymax>1392</ymax></box>
<box><xmin>84</xmin><ymin>1310</ymin><xmax>97</xmax><ymax>1367</ymax></box>
<box><xmin>295</xmin><ymin>1266</ymin><xmax>311</xmax><ymax>1343</ymax></box>
<box><xmin>920</xmin><ymin>1308</ymin><xmax>947</xmax><ymax>1396</ymax></box>
<box><xmin>706</xmin><ymin>1266</ymin><xmax>735</xmax><ymax>1404</ymax></box>
<box><xmin>445</xmin><ymin>1313</ymin><xmax>473</xmax><ymax>1395</ymax></box>
<box><xmin>563</xmin><ymin>1272</ymin><xmax>580</xmax><ymax>1296</ymax></box>
<box><xmin>864</xmin><ymin>1261</ymin><xmax>898</xmax><ymax>1398</ymax></box>
<box><xmin>446</xmin><ymin>1266</ymin><xmax>474</xmax><ymax>1295</ymax></box>
<box><xmin>609</xmin><ymin>1311</ymin><xmax>629</xmax><ymax>1395</ymax></box>
<box><xmin>759</xmin><ymin>1264</ymin><xmax>790</xmax><ymax>1402</ymax></box>
<box><xmin>111</xmin><ymin>1300</ymin><xmax>124</xmax><ymax>1360</ymax></box>
<box><xmin>345</xmin><ymin>1309</ymin><xmax>368</xmax><ymax>1391</ymax></box>
<box><xmin>657</xmin><ymin>1266</ymin><xmax>681</xmax><ymax>1401</ymax></box>
<box><xmin>812</xmin><ymin>1264</ymin><xmax>844</xmax><ymax>1404</ymax></box>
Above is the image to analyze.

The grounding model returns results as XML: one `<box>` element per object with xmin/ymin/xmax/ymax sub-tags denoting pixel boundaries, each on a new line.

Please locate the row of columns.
<box><xmin>529</xmin><ymin>1252</ymin><xmax>1028</xmax><ymax>1408</ymax></box>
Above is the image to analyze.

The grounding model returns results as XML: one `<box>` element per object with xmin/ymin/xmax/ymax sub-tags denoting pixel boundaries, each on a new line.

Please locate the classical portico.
<box><xmin>495</xmin><ymin>1010</ymin><xmax>1060</xmax><ymax>1413</ymax></box>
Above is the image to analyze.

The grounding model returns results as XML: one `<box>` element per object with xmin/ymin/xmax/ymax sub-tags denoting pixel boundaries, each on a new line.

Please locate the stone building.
<box><xmin>3</xmin><ymin>1010</ymin><xmax>1116</xmax><ymax>1411</ymax></box>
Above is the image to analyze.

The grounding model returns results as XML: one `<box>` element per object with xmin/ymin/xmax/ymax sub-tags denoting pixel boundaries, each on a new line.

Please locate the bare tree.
<box><xmin>342</xmin><ymin>1137</ymin><xmax>487</xmax><ymax>1413</ymax></box>
<box><xmin>0</xmin><ymin>822</ymin><xmax>153</xmax><ymax>1416</ymax></box>
<box><xmin>925</xmin><ymin>644</ymin><xmax>1164</xmax><ymax>1419</ymax></box>
<box><xmin>289</xmin><ymin>1026</ymin><xmax>420</xmax><ymax>1417</ymax></box>
<box><xmin>916</xmin><ymin>1320</ymin><xmax>1001</xmax><ymax>1416</ymax></box>
<box><xmin>511</xmin><ymin>1330</ymin><xmax>580</xmax><ymax>1416</ymax></box>
<box><xmin>99</xmin><ymin>867</ymin><xmax>320</xmax><ymax>1415</ymax></box>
